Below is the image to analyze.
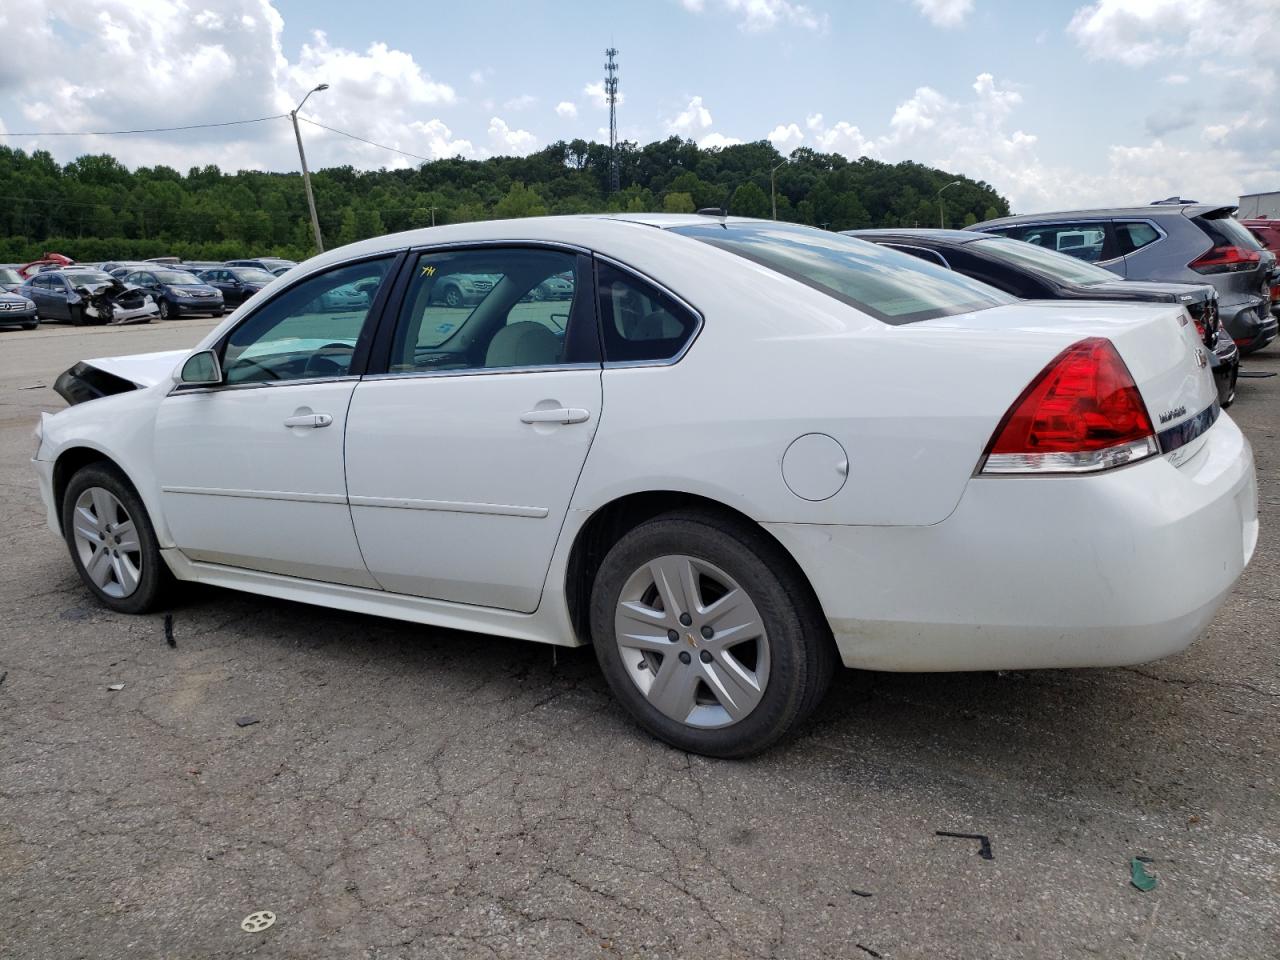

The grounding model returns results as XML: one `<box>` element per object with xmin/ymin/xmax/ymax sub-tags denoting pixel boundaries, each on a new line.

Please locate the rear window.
<box><xmin>1196</xmin><ymin>214</ymin><xmax>1264</xmax><ymax>251</ymax></box>
<box><xmin>972</xmin><ymin>235</ymin><xmax>1120</xmax><ymax>286</ymax></box>
<box><xmin>671</xmin><ymin>222</ymin><xmax>1013</xmax><ymax>324</ymax></box>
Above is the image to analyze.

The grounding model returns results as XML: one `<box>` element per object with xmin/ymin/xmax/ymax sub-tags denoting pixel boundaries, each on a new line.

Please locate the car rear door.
<box><xmin>344</xmin><ymin>245</ymin><xmax>602</xmax><ymax>613</ymax></box>
<box><xmin>152</xmin><ymin>255</ymin><xmax>400</xmax><ymax>586</ymax></box>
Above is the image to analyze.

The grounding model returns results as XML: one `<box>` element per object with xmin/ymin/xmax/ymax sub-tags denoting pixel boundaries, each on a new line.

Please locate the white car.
<box><xmin>32</xmin><ymin>215</ymin><xmax>1258</xmax><ymax>757</ymax></box>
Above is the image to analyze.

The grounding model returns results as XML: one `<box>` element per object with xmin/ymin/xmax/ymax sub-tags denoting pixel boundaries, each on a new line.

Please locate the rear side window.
<box><xmin>672</xmin><ymin>222</ymin><xmax>1013</xmax><ymax>325</ymax></box>
<box><xmin>596</xmin><ymin>262</ymin><xmax>700</xmax><ymax>361</ymax></box>
<box><xmin>1115</xmin><ymin>221</ymin><xmax>1162</xmax><ymax>255</ymax></box>
<box><xmin>1195</xmin><ymin>214</ymin><xmax>1264</xmax><ymax>251</ymax></box>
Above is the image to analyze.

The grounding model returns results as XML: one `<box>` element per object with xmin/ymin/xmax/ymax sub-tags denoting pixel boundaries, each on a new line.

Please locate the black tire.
<box><xmin>589</xmin><ymin>511</ymin><xmax>835</xmax><ymax>758</ymax></box>
<box><xmin>21</xmin><ymin>321</ymin><xmax>37</xmax><ymax>330</ymax></box>
<box><xmin>158</xmin><ymin>298</ymin><xmax>171</xmax><ymax>320</ymax></box>
<box><xmin>61</xmin><ymin>462</ymin><xmax>173</xmax><ymax>615</ymax></box>
<box><xmin>443</xmin><ymin>285</ymin><xmax>462</xmax><ymax>308</ymax></box>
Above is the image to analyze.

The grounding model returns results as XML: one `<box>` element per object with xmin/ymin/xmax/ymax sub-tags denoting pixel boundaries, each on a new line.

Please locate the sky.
<box><xmin>0</xmin><ymin>0</ymin><xmax>1277</xmax><ymax>213</ymax></box>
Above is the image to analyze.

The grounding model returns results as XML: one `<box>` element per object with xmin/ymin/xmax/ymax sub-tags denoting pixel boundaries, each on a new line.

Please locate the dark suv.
<box><xmin>970</xmin><ymin>204</ymin><xmax>1277</xmax><ymax>353</ymax></box>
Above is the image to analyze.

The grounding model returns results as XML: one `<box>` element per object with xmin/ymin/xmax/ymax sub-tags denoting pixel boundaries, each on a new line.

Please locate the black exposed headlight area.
<box><xmin>53</xmin><ymin>362</ymin><xmax>138</xmax><ymax>406</ymax></box>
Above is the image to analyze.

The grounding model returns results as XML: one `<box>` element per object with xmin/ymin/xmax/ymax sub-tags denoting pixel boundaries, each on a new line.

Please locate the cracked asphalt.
<box><xmin>1</xmin><ymin>319</ymin><xmax>1277</xmax><ymax>960</ymax></box>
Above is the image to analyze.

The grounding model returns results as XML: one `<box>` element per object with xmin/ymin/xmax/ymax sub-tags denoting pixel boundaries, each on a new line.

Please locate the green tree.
<box><xmin>493</xmin><ymin>181</ymin><xmax>547</xmax><ymax>218</ymax></box>
<box><xmin>729</xmin><ymin>182</ymin><xmax>770</xmax><ymax>218</ymax></box>
<box><xmin>663</xmin><ymin>192</ymin><xmax>695</xmax><ymax>213</ymax></box>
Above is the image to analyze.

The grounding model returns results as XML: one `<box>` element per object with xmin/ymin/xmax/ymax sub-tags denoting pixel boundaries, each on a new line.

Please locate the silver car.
<box><xmin>970</xmin><ymin>203</ymin><xmax>1277</xmax><ymax>354</ymax></box>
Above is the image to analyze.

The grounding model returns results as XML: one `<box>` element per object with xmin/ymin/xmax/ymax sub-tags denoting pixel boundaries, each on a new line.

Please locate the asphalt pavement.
<box><xmin>1</xmin><ymin>317</ymin><xmax>1277</xmax><ymax>959</ymax></box>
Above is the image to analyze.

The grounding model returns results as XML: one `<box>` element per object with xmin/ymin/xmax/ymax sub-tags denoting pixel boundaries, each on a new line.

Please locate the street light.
<box><xmin>936</xmin><ymin>180</ymin><xmax>961</xmax><ymax>229</ymax></box>
<box><xmin>771</xmin><ymin>154</ymin><xmax>794</xmax><ymax>221</ymax></box>
<box><xmin>291</xmin><ymin>83</ymin><xmax>329</xmax><ymax>253</ymax></box>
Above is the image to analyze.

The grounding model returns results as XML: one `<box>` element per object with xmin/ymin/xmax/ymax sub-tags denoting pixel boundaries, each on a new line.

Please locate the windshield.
<box><xmin>0</xmin><ymin>268</ymin><xmax>20</xmax><ymax>284</ymax></box>
<box><xmin>232</xmin><ymin>269</ymin><xmax>274</xmax><ymax>283</ymax></box>
<box><xmin>973</xmin><ymin>236</ymin><xmax>1120</xmax><ymax>285</ymax></box>
<box><xmin>154</xmin><ymin>270</ymin><xmax>201</xmax><ymax>284</ymax></box>
<box><xmin>671</xmin><ymin>221</ymin><xmax>1014</xmax><ymax>324</ymax></box>
<box><xmin>62</xmin><ymin>271</ymin><xmax>113</xmax><ymax>286</ymax></box>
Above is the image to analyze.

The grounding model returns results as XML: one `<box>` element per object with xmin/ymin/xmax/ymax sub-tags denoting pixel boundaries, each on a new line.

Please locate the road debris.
<box><xmin>1130</xmin><ymin>857</ymin><xmax>1157</xmax><ymax>892</ymax></box>
<box><xmin>107</xmin><ymin>683</ymin><xmax>124</xmax><ymax>691</ymax></box>
<box><xmin>18</xmin><ymin>384</ymin><xmax>46</xmax><ymax>391</ymax></box>
<box><xmin>236</xmin><ymin>716</ymin><xmax>259</xmax><ymax>727</ymax></box>
<box><xmin>936</xmin><ymin>830</ymin><xmax>994</xmax><ymax>860</ymax></box>
<box><xmin>240</xmin><ymin>910</ymin><xmax>275</xmax><ymax>932</ymax></box>
<box><xmin>164</xmin><ymin>614</ymin><xmax>175</xmax><ymax>648</ymax></box>
<box><xmin>855</xmin><ymin>944</ymin><xmax>882</xmax><ymax>958</ymax></box>
<box><xmin>851</xmin><ymin>889</ymin><xmax>874</xmax><ymax>898</ymax></box>
<box><xmin>0</xmin><ymin>671</ymin><xmax>7</xmax><ymax>687</ymax></box>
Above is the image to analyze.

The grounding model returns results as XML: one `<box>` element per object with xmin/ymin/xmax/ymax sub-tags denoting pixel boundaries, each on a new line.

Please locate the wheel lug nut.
<box><xmin>700</xmin><ymin>625</ymin><xmax>713</xmax><ymax>639</ymax></box>
<box><xmin>678</xmin><ymin>651</ymin><xmax>692</xmax><ymax>665</ymax></box>
<box><xmin>678</xmin><ymin>613</ymin><xmax>692</xmax><ymax>627</ymax></box>
<box><xmin>700</xmin><ymin>650</ymin><xmax>713</xmax><ymax>663</ymax></box>
<box><xmin>667</xmin><ymin>629</ymin><xmax>679</xmax><ymax>642</ymax></box>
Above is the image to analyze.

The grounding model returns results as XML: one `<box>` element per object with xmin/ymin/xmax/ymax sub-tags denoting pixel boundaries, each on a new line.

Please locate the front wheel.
<box><xmin>61</xmin><ymin>463</ymin><xmax>173</xmax><ymax>614</ymax></box>
<box><xmin>589</xmin><ymin>512</ymin><xmax>834</xmax><ymax>758</ymax></box>
<box><xmin>21</xmin><ymin>321</ymin><xmax>37</xmax><ymax>330</ymax></box>
<box><xmin>158</xmin><ymin>298</ymin><xmax>171</xmax><ymax>319</ymax></box>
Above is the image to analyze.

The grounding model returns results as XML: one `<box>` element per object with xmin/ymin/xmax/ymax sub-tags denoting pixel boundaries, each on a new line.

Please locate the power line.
<box><xmin>298</xmin><ymin>117</ymin><xmax>433</xmax><ymax>164</ymax></box>
<box><xmin>0</xmin><ymin>115</ymin><xmax>288</xmax><ymax>137</ymax></box>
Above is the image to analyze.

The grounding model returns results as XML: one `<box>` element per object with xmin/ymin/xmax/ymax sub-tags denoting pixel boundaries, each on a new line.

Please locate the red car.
<box><xmin>1242</xmin><ymin>218</ymin><xmax>1280</xmax><ymax>319</ymax></box>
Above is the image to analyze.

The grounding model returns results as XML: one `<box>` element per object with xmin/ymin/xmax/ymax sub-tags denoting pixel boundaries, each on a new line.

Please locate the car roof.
<box><xmin>973</xmin><ymin>203</ymin><xmax>1236</xmax><ymax>228</ymax></box>
<box><xmin>845</xmin><ymin>228</ymin><xmax>987</xmax><ymax>245</ymax></box>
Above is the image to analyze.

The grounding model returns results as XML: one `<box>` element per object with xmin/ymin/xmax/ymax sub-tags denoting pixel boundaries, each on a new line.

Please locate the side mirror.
<box><xmin>179</xmin><ymin>349</ymin><xmax>223</xmax><ymax>386</ymax></box>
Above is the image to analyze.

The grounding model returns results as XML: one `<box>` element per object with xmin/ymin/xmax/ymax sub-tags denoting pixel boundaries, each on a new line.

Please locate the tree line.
<box><xmin>0</xmin><ymin>138</ymin><xmax>1010</xmax><ymax>263</ymax></box>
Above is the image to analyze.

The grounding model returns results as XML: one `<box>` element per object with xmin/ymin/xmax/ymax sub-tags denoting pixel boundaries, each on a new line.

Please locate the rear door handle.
<box><xmin>520</xmin><ymin>407</ymin><xmax>590</xmax><ymax>425</ymax></box>
<box><xmin>283</xmin><ymin>413</ymin><xmax>333</xmax><ymax>428</ymax></box>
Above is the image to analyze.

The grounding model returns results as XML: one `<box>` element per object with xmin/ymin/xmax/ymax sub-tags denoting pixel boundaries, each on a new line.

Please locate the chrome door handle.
<box><xmin>283</xmin><ymin>413</ymin><xmax>333</xmax><ymax>428</ymax></box>
<box><xmin>520</xmin><ymin>407</ymin><xmax>590</xmax><ymax>425</ymax></box>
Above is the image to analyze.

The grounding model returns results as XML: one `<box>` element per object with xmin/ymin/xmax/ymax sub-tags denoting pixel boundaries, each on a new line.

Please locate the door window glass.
<box><xmin>389</xmin><ymin>248</ymin><xmax>591</xmax><ymax>372</ymax></box>
<box><xmin>596</xmin><ymin>261</ymin><xmax>700</xmax><ymax>361</ymax></box>
<box><xmin>998</xmin><ymin>223</ymin><xmax>1111</xmax><ymax>263</ymax></box>
<box><xmin>221</xmin><ymin>257</ymin><xmax>393</xmax><ymax>384</ymax></box>
<box><xmin>1116</xmin><ymin>221</ymin><xmax>1162</xmax><ymax>255</ymax></box>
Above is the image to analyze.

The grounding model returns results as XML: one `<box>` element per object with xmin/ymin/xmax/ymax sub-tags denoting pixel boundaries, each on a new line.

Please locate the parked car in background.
<box><xmin>269</xmin><ymin>264</ymin><xmax>295</xmax><ymax>277</ymax></box>
<box><xmin>0</xmin><ymin>266</ymin><xmax>25</xmax><ymax>293</ymax></box>
<box><xmin>199</xmin><ymin>266</ymin><xmax>274</xmax><ymax>307</ymax></box>
<box><xmin>32</xmin><ymin>215</ymin><xmax>1255</xmax><ymax>757</ymax></box>
<box><xmin>1241</xmin><ymin>217</ymin><xmax>1280</xmax><ymax>318</ymax></box>
<box><xmin>0</xmin><ymin>290</ymin><xmax>39</xmax><ymax>329</ymax></box>
<box><xmin>849</xmin><ymin>228</ymin><xmax>1239</xmax><ymax>407</ymax></box>
<box><xmin>181</xmin><ymin>261</ymin><xmax>222</xmax><ymax>276</ymax></box>
<box><xmin>104</xmin><ymin>262</ymin><xmax>158</xmax><ymax>280</ymax></box>
<box><xmin>121</xmin><ymin>269</ymin><xmax>225</xmax><ymax>319</ymax></box>
<box><xmin>429</xmin><ymin>272</ymin><xmax>500</xmax><ymax>307</ymax></box>
<box><xmin>970</xmin><ymin>204</ymin><xmax>1277</xmax><ymax>354</ymax></box>
<box><xmin>19</xmin><ymin>269</ymin><xmax>157</xmax><ymax>325</ymax></box>
<box><xmin>225</xmin><ymin>257</ymin><xmax>296</xmax><ymax>273</ymax></box>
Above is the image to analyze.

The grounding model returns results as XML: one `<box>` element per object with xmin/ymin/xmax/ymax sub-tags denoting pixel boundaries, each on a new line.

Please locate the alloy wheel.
<box><xmin>71</xmin><ymin>487</ymin><xmax>143</xmax><ymax>599</ymax></box>
<box><xmin>613</xmin><ymin>554</ymin><xmax>770</xmax><ymax>729</ymax></box>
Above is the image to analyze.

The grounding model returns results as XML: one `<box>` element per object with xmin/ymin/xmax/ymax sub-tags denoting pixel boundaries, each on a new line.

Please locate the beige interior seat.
<box><xmin>485</xmin><ymin>321</ymin><xmax>561</xmax><ymax>368</ymax></box>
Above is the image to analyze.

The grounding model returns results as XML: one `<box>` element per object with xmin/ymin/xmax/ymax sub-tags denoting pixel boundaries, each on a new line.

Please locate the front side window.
<box><xmin>388</xmin><ymin>247</ymin><xmax>594</xmax><ymax>372</ymax></box>
<box><xmin>672</xmin><ymin>222</ymin><xmax>1013</xmax><ymax>325</ymax></box>
<box><xmin>221</xmin><ymin>257</ymin><xmax>393</xmax><ymax>384</ymax></box>
<box><xmin>997</xmin><ymin>222</ymin><xmax>1113</xmax><ymax>263</ymax></box>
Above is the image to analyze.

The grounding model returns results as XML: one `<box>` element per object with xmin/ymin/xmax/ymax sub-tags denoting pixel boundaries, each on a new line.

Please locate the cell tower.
<box><xmin>604</xmin><ymin>47</ymin><xmax>620</xmax><ymax>194</ymax></box>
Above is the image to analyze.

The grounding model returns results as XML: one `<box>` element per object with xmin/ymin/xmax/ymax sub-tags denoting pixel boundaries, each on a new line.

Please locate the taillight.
<box><xmin>1188</xmin><ymin>245</ymin><xmax>1261</xmax><ymax>274</ymax></box>
<box><xmin>980</xmin><ymin>337</ymin><xmax>1158</xmax><ymax>475</ymax></box>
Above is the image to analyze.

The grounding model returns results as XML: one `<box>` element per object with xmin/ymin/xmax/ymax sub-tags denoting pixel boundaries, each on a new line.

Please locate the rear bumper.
<box><xmin>766</xmin><ymin>415</ymin><xmax>1257</xmax><ymax>672</ymax></box>
<box><xmin>1223</xmin><ymin>300</ymin><xmax>1277</xmax><ymax>352</ymax></box>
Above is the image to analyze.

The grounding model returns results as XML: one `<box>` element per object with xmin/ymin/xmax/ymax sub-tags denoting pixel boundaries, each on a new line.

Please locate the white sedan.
<box><xmin>32</xmin><ymin>215</ymin><xmax>1258</xmax><ymax>757</ymax></box>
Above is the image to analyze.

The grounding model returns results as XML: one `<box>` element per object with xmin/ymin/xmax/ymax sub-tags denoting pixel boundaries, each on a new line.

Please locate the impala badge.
<box><xmin>1159</xmin><ymin>405</ymin><xmax>1187</xmax><ymax>424</ymax></box>
<box><xmin>1195</xmin><ymin>349</ymin><xmax>1207</xmax><ymax>369</ymax></box>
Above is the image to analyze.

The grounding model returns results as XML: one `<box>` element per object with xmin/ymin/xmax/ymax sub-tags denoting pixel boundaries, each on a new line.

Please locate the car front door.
<box><xmin>206</xmin><ymin>270</ymin><xmax>236</xmax><ymax>304</ymax></box>
<box><xmin>152</xmin><ymin>255</ymin><xmax>399</xmax><ymax>585</ymax></box>
<box><xmin>344</xmin><ymin>246</ymin><xmax>602</xmax><ymax>613</ymax></box>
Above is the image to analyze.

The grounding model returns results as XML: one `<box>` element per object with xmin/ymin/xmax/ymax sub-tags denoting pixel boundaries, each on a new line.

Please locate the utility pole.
<box><xmin>937</xmin><ymin>180</ymin><xmax>960</xmax><ymax>229</ymax></box>
<box><xmin>604</xmin><ymin>48</ymin><xmax>620</xmax><ymax>195</ymax></box>
<box><xmin>770</xmin><ymin>154</ymin><xmax>792</xmax><ymax>220</ymax></box>
<box><xmin>291</xmin><ymin>83</ymin><xmax>329</xmax><ymax>253</ymax></box>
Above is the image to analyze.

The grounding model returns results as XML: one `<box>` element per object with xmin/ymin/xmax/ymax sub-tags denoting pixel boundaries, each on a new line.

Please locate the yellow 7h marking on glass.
<box><xmin>421</xmin><ymin>265</ymin><xmax>436</xmax><ymax>277</ymax></box>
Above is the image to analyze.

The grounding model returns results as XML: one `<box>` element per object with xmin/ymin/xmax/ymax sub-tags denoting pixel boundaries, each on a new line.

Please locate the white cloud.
<box><xmin>583</xmin><ymin>80</ymin><xmax>625</xmax><ymax>109</ymax></box>
<box><xmin>767</xmin><ymin>122</ymin><xmax>805</xmax><ymax>153</ymax></box>
<box><xmin>1162</xmin><ymin>72</ymin><xmax>1189</xmax><ymax>85</ymax></box>
<box><xmin>1069</xmin><ymin>0</ymin><xmax>1277</xmax><ymax>93</ymax></box>
<box><xmin>502</xmin><ymin>94</ymin><xmax>537</xmax><ymax>111</ymax></box>
<box><xmin>408</xmin><ymin>119</ymin><xmax>475</xmax><ymax>160</ymax></box>
<box><xmin>910</xmin><ymin>0</ymin><xmax>974</xmax><ymax>28</ymax></box>
<box><xmin>699</xmin><ymin>132</ymin><xmax>744</xmax><ymax>149</ymax></box>
<box><xmin>555</xmin><ymin>101</ymin><xmax>578</xmax><ymax>119</ymax></box>
<box><xmin>487</xmin><ymin>117</ymin><xmax>537</xmax><ymax>155</ymax></box>
<box><xmin>668</xmin><ymin>96</ymin><xmax>714</xmax><ymax>136</ymax></box>
<box><xmin>678</xmin><ymin>0</ymin><xmax>829</xmax><ymax>33</ymax></box>
<box><xmin>812</xmin><ymin>120</ymin><xmax>877</xmax><ymax>158</ymax></box>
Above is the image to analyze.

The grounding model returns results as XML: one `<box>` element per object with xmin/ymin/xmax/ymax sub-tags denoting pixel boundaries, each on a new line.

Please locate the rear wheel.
<box><xmin>61</xmin><ymin>463</ymin><xmax>172</xmax><ymax>614</ymax></box>
<box><xmin>589</xmin><ymin>511</ymin><xmax>834</xmax><ymax>758</ymax></box>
